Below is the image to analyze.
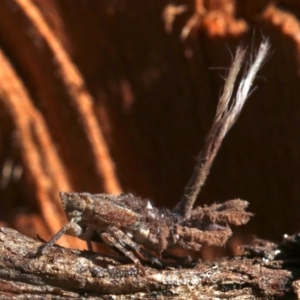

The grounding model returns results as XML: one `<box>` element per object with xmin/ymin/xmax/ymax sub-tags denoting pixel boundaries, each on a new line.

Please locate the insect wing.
<box><xmin>91</xmin><ymin>198</ymin><xmax>140</xmax><ymax>228</ymax></box>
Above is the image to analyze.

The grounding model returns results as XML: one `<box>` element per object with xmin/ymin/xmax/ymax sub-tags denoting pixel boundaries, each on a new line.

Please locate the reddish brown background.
<box><xmin>0</xmin><ymin>0</ymin><xmax>299</xmax><ymax>254</ymax></box>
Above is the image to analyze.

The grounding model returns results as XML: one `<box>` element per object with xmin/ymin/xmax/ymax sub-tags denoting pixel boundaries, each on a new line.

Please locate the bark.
<box><xmin>0</xmin><ymin>227</ymin><xmax>299</xmax><ymax>299</ymax></box>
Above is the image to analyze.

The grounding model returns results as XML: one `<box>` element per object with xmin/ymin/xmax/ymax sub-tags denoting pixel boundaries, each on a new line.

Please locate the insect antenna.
<box><xmin>174</xmin><ymin>39</ymin><xmax>270</xmax><ymax>218</ymax></box>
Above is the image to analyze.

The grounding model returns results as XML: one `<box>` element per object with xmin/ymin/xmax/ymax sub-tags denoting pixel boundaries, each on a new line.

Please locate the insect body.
<box><xmin>37</xmin><ymin>41</ymin><xmax>268</xmax><ymax>270</ymax></box>
<box><xmin>39</xmin><ymin>192</ymin><xmax>251</xmax><ymax>268</ymax></box>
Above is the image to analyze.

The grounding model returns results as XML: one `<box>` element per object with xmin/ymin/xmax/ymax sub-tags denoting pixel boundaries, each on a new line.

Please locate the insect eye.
<box><xmin>60</xmin><ymin>192</ymin><xmax>86</xmax><ymax>213</ymax></box>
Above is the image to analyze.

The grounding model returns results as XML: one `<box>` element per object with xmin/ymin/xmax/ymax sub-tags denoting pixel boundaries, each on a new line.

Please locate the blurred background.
<box><xmin>0</xmin><ymin>0</ymin><xmax>299</xmax><ymax>259</ymax></box>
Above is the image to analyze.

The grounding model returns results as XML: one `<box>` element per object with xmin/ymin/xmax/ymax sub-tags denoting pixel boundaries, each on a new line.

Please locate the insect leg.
<box><xmin>106</xmin><ymin>226</ymin><xmax>163</xmax><ymax>267</ymax></box>
<box><xmin>77</xmin><ymin>226</ymin><xmax>94</xmax><ymax>252</ymax></box>
<box><xmin>86</xmin><ymin>240</ymin><xmax>93</xmax><ymax>252</ymax></box>
<box><xmin>100</xmin><ymin>231</ymin><xmax>145</xmax><ymax>274</ymax></box>
<box><xmin>37</xmin><ymin>221</ymin><xmax>82</xmax><ymax>255</ymax></box>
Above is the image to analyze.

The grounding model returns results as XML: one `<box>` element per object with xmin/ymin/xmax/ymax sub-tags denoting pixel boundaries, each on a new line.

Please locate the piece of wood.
<box><xmin>0</xmin><ymin>227</ymin><xmax>299</xmax><ymax>299</ymax></box>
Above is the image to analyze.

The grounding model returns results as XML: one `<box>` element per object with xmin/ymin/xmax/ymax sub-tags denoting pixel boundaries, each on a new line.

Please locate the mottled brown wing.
<box><xmin>88</xmin><ymin>199</ymin><xmax>140</xmax><ymax>228</ymax></box>
<box><xmin>88</xmin><ymin>193</ymin><xmax>149</xmax><ymax>214</ymax></box>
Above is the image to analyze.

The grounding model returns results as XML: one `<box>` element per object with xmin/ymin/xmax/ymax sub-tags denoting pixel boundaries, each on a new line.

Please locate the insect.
<box><xmin>38</xmin><ymin>40</ymin><xmax>269</xmax><ymax>270</ymax></box>
<box><xmin>38</xmin><ymin>192</ymin><xmax>251</xmax><ymax>269</ymax></box>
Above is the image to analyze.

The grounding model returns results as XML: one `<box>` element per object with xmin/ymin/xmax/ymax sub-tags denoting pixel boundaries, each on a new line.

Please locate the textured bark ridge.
<box><xmin>0</xmin><ymin>227</ymin><xmax>299</xmax><ymax>299</ymax></box>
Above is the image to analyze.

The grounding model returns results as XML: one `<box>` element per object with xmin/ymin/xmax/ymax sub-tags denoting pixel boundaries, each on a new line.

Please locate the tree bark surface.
<box><xmin>0</xmin><ymin>227</ymin><xmax>299</xmax><ymax>299</ymax></box>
